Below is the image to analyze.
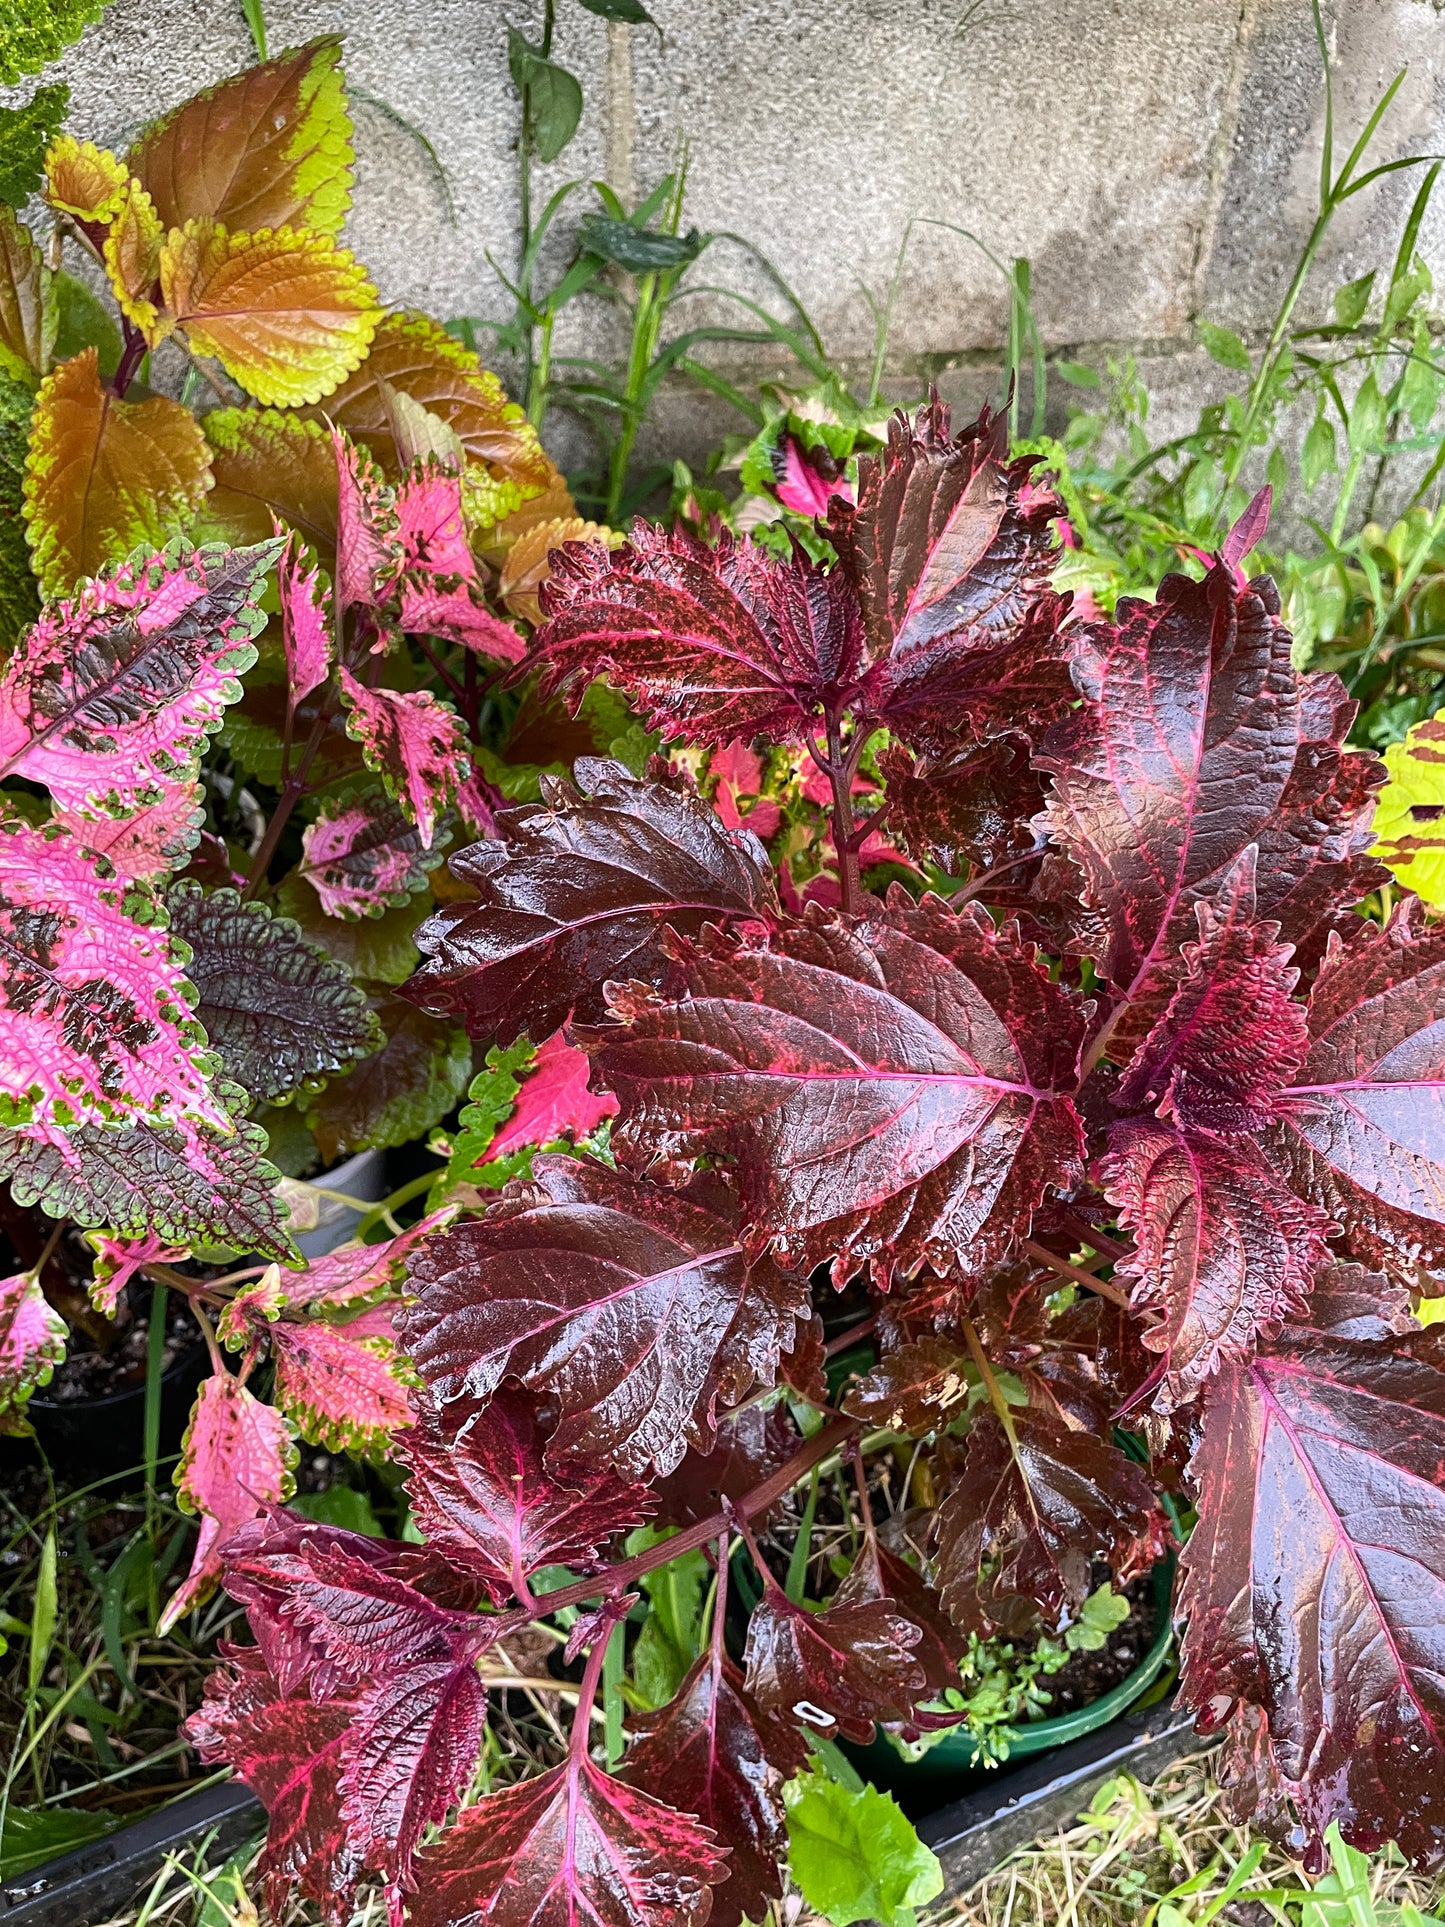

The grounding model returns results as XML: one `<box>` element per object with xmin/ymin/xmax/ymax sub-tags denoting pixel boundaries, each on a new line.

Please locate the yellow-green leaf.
<box><xmin>0</xmin><ymin>208</ymin><xmax>53</xmax><ymax>381</ymax></box>
<box><xmin>43</xmin><ymin>135</ymin><xmax>129</xmax><ymax>223</ymax></box>
<box><xmin>127</xmin><ymin>38</ymin><xmax>354</xmax><ymax>238</ymax></box>
<box><xmin>1371</xmin><ymin>709</ymin><xmax>1445</xmax><ymax>906</ymax></box>
<box><xmin>102</xmin><ymin>181</ymin><xmax>165</xmax><ymax>338</ymax></box>
<box><xmin>22</xmin><ymin>348</ymin><xmax>213</xmax><ymax>597</ymax></box>
<box><xmin>196</xmin><ymin>405</ymin><xmax>338</xmax><ymax>551</ymax></box>
<box><xmin>159</xmin><ymin>218</ymin><xmax>380</xmax><ymax>407</ymax></box>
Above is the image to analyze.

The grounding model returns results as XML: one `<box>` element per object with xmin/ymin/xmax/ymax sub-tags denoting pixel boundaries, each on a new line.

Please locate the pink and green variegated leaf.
<box><xmin>1104</xmin><ymin>1120</ymin><xmax>1332</xmax><ymax>1409</ymax></box>
<box><xmin>298</xmin><ymin>788</ymin><xmax>445</xmax><ymax>919</ymax></box>
<box><xmin>0</xmin><ymin>1269</ymin><xmax>66</xmax><ymax>1425</ymax></box>
<box><xmin>1114</xmin><ymin>847</ymin><xmax>1309</xmax><ymax>1135</ymax></box>
<box><xmin>86</xmin><ymin>1229</ymin><xmax>186</xmax><ymax>1316</ymax></box>
<box><xmin>216</xmin><ymin>1261</ymin><xmax>286</xmax><ymax>1345</ymax></box>
<box><xmin>406</xmin><ymin>1753</ymin><xmax>728</xmax><ymax>1927</ymax></box>
<box><xmin>400</xmin><ymin>1385</ymin><xmax>655</xmax><ymax>1604</ymax></box>
<box><xmin>54</xmin><ymin>781</ymin><xmax>207</xmax><ymax>885</ymax></box>
<box><xmin>332</xmin><ymin>429</ymin><xmax>399</xmax><ymax>616</ymax></box>
<box><xmin>0</xmin><ymin>821</ymin><xmax>229</xmax><ymax>1137</ymax></box>
<box><xmin>0</xmin><ymin>1093</ymin><xmax>294</xmax><ymax>1261</ymax></box>
<box><xmin>395</xmin><ymin>463</ymin><xmax>475</xmax><ymax>578</ymax></box>
<box><xmin>277</xmin><ymin>527</ymin><xmax>332</xmax><ymax>707</ymax></box>
<box><xmin>266</xmin><ymin>1303</ymin><xmax>412</xmax><ymax>1458</ymax></box>
<box><xmin>0</xmin><ymin>539</ymin><xmax>280</xmax><ymax>818</ymax></box>
<box><xmin>488</xmin><ymin>1030</ymin><xmax>618</xmax><ymax>1161</ymax></box>
<box><xmin>338</xmin><ymin>665</ymin><xmax>468</xmax><ymax>848</ymax></box>
<box><xmin>280</xmin><ymin>1209</ymin><xmax>455</xmax><ymax>1316</ymax></box>
<box><xmin>159</xmin><ymin>1369</ymin><xmax>296</xmax><ymax>1633</ymax></box>
<box><xmin>399</xmin><ymin>576</ymin><xmax>527</xmax><ymax>661</ymax></box>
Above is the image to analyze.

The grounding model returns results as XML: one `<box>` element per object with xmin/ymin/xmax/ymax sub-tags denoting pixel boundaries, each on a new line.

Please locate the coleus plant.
<box><xmin>177</xmin><ymin>389</ymin><xmax>1445</xmax><ymax>1927</ymax></box>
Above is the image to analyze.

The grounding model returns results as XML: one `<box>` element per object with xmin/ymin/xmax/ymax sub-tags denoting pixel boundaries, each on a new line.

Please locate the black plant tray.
<box><xmin>0</xmin><ymin>1701</ymin><xmax>1215</xmax><ymax>1925</ymax></box>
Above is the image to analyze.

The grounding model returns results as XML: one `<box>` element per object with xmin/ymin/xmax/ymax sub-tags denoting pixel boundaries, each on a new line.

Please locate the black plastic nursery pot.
<box><xmin>0</xmin><ymin>1338</ymin><xmax>209</xmax><ymax>1481</ymax></box>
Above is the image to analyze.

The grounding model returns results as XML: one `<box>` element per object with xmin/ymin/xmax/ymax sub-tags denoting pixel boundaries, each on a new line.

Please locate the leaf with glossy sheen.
<box><xmin>299</xmin><ymin>790</ymin><xmax>443</xmax><ymax>919</ymax></box>
<box><xmin>741</xmin><ymin>1569</ymin><xmax>930</xmax><ymax>1746</ymax></box>
<box><xmin>321</xmin><ymin>310</ymin><xmax>550</xmax><ymax>521</ymax></box>
<box><xmin>338</xmin><ymin>665</ymin><xmax>468</xmax><ymax>848</ymax></box>
<box><xmin>0</xmin><ymin>536</ymin><xmax>274</xmax><ymax>817</ymax></box>
<box><xmin>407</xmin><ymin>1751</ymin><xmax>728</xmax><ymax>1927</ymax></box>
<box><xmin>1273</xmin><ymin>903</ymin><xmax>1445</xmax><ymax>1264</ymax></box>
<box><xmin>281</xmin><ymin>1210</ymin><xmax>454</xmax><ymax>1316</ymax></box>
<box><xmin>653</xmin><ymin>1402</ymin><xmax>800</xmax><ymax>1531</ymax></box>
<box><xmin>841</xmin><ymin>1337</ymin><xmax>973</xmax><ymax>1433</ymax></box>
<box><xmin>0</xmin><ymin>208</ymin><xmax>53</xmax><ymax>379</ymax></box>
<box><xmin>533</xmin><ymin>522</ymin><xmax>866</xmax><ymax>747</ymax></box>
<box><xmin>299</xmin><ymin>991</ymin><xmax>471</xmax><ymax>1164</ymax></box>
<box><xmin>197</xmin><ymin>407</ymin><xmax>338</xmax><ymax>551</ymax></box>
<box><xmin>933</xmin><ymin>1406</ymin><xmax>1165</xmax><ymax>1637</ymax></box>
<box><xmin>783</xmin><ymin>1770</ymin><xmax>942</xmax><ymax>1927</ymax></box>
<box><xmin>166</xmin><ymin>882</ymin><xmax>379</xmax><ymax>1103</ymax></box>
<box><xmin>401</xmin><ymin>1157</ymin><xmax>812</xmax><ymax>1478</ymax></box>
<box><xmin>488</xmin><ymin>1029</ymin><xmax>617</xmax><ymax>1160</ymax></box>
<box><xmin>597</xmin><ymin>893</ymin><xmax>1084</xmax><ymax>1281</ymax></box>
<box><xmin>54</xmin><ymin>781</ymin><xmax>206</xmax><ymax>884</ymax></box>
<box><xmin>1105</xmin><ymin>1121</ymin><xmax>1331</xmax><ymax>1409</ymax></box>
<box><xmin>876</xmin><ymin>736</ymin><xmax>1047</xmax><ymax>878</ymax></box>
<box><xmin>405</xmin><ymin>757</ymin><xmax>776</xmax><ymax>1046</ymax></box>
<box><xmin>832</xmin><ymin>1538</ymin><xmax>964</xmax><ymax>1699</ymax></box>
<box><xmin>126</xmin><ymin>39</ymin><xmax>353</xmax><ymax>236</ymax></box>
<box><xmin>22</xmin><ymin>349</ymin><xmax>214</xmax><ymax>596</ymax></box>
<box><xmin>158</xmin><ymin>219</ymin><xmax>380</xmax><ymax>407</ymax></box>
<box><xmin>400</xmin><ymin>1385</ymin><xmax>654</xmax><ymax>1603</ymax></box>
<box><xmin>620</xmin><ymin>1652</ymin><xmax>806</xmax><ymax>1927</ymax></box>
<box><xmin>0</xmin><ymin>1097</ymin><xmax>294</xmax><ymax>1260</ymax></box>
<box><xmin>1039</xmin><ymin>565</ymin><xmax>1384</xmax><ymax>1035</ymax></box>
<box><xmin>0</xmin><ymin>1269</ymin><xmax>66</xmax><ymax>1424</ymax></box>
<box><xmin>159</xmin><ymin>1369</ymin><xmax>295</xmax><ymax>1631</ymax></box>
<box><xmin>1179</xmin><ymin>1327</ymin><xmax>1445</xmax><ymax>1867</ymax></box>
<box><xmin>1114</xmin><ymin>849</ymin><xmax>1308</xmax><ymax>1134</ymax></box>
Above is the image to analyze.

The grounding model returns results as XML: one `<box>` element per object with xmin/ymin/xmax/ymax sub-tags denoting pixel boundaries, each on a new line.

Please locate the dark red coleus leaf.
<box><xmin>533</xmin><ymin>521</ymin><xmax>865</xmax><ymax>747</ymax></box>
<box><xmin>740</xmin><ymin>1568</ymin><xmax>931</xmax><ymax>1746</ymax></box>
<box><xmin>619</xmin><ymin>1652</ymin><xmax>807</xmax><ymax>1927</ymax></box>
<box><xmin>406</xmin><ymin>1753</ymin><xmax>729</xmax><ymax>1927</ymax></box>
<box><xmin>400</xmin><ymin>1386</ymin><xmax>655</xmax><ymax>1604</ymax></box>
<box><xmin>188</xmin><ymin>1648</ymin><xmax>362</xmax><ymax>1925</ymax></box>
<box><xmin>841</xmin><ymin>1336</ymin><xmax>974</xmax><ymax>1434</ymax></box>
<box><xmin>876</xmin><ymin>735</ymin><xmax>1048</xmax><ymax>879</ymax></box>
<box><xmin>1306</xmin><ymin>1259</ymin><xmax>1417</xmax><ymax>1340</ymax></box>
<box><xmin>1039</xmin><ymin>565</ymin><xmax>1383</xmax><ymax>1040</ymax></box>
<box><xmin>596</xmin><ymin>892</ymin><xmax>1085</xmax><ymax>1282</ymax></box>
<box><xmin>830</xmin><ymin>1537</ymin><xmax>964</xmax><ymax>1701</ymax></box>
<box><xmin>404</xmin><ymin>758</ymin><xmax>777</xmax><ymax>1046</ymax></box>
<box><xmin>868</xmin><ymin>595</ymin><xmax>1074</xmax><ymax>758</ymax></box>
<box><xmin>1179</xmin><ymin>1323</ymin><xmax>1445</xmax><ymax>1867</ymax></box>
<box><xmin>932</xmin><ymin>1407</ymin><xmax>1166</xmax><ymax>1638</ymax></box>
<box><xmin>1271</xmin><ymin>902</ymin><xmax>1445</xmax><ymax>1270</ymax></box>
<box><xmin>652</xmin><ymin>1401</ymin><xmax>800</xmax><ymax>1531</ymax></box>
<box><xmin>401</xmin><ymin>1158</ymin><xmax>812</xmax><ymax>1478</ymax></box>
<box><xmin>1105</xmin><ymin>1122</ymin><xmax>1332</xmax><ymax>1410</ymax></box>
<box><xmin>1113</xmin><ymin>849</ymin><xmax>1308</xmax><ymax>1134</ymax></box>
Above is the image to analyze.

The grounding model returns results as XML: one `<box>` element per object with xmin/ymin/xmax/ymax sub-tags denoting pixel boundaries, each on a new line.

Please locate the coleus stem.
<box><xmin>242</xmin><ymin>700</ymin><xmax>334</xmax><ymax>898</ymax></box>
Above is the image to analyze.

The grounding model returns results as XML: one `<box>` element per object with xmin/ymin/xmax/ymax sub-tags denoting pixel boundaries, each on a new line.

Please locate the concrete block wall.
<box><xmin>7</xmin><ymin>0</ymin><xmax>1444</xmax><ymax>471</ymax></box>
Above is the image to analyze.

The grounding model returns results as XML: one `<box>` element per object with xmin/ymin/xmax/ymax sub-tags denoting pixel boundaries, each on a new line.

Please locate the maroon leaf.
<box><xmin>1273</xmin><ymin>902</ymin><xmax>1445</xmax><ymax>1265</ymax></box>
<box><xmin>1104</xmin><ymin>1121</ymin><xmax>1332</xmax><ymax>1409</ymax></box>
<box><xmin>404</xmin><ymin>757</ymin><xmax>777</xmax><ymax>1047</ymax></box>
<box><xmin>1221</xmin><ymin>484</ymin><xmax>1272</xmax><ymax>569</ymax></box>
<box><xmin>740</xmin><ymin>1569</ymin><xmax>930</xmax><ymax>1745</ymax></box>
<box><xmin>402</xmin><ymin>1158</ymin><xmax>811</xmax><ymax>1478</ymax></box>
<box><xmin>406</xmin><ymin>1753</ymin><xmax>728</xmax><ymax>1927</ymax></box>
<box><xmin>1178</xmin><ymin>1326</ymin><xmax>1445</xmax><ymax>1866</ymax></box>
<box><xmin>1114</xmin><ymin>849</ymin><xmax>1309</xmax><ymax>1134</ymax></box>
<box><xmin>932</xmin><ymin>1406</ymin><xmax>1166</xmax><ymax>1637</ymax></box>
<box><xmin>620</xmin><ymin>1652</ymin><xmax>806</xmax><ymax>1927</ymax></box>
<box><xmin>841</xmin><ymin>1336</ymin><xmax>973</xmax><ymax>1434</ymax></box>
<box><xmin>831</xmin><ymin>1537</ymin><xmax>964</xmax><ymax>1699</ymax></box>
<box><xmin>1305</xmin><ymin>1260</ymin><xmax>1416</xmax><ymax>1340</ymax></box>
<box><xmin>596</xmin><ymin>893</ymin><xmax>1085</xmax><ymax>1282</ymax></box>
<box><xmin>876</xmin><ymin>736</ymin><xmax>1048</xmax><ymax>878</ymax></box>
<box><xmin>400</xmin><ymin>1386</ymin><xmax>655</xmax><ymax>1604</ymax></box>
<box><xmin>533</xmin><ymin>522</ymin><xmax>865</xmax><ymax>747</ymax></box>
<box><xmin>870</xmin><ymin>596</ymin><xmax>1073</xmax><ymax>758</ymax></box>
<box><xmin>652</xmin><ymin>1403</ymin><xmax>800</xmax><ymax>1531</ymax></box>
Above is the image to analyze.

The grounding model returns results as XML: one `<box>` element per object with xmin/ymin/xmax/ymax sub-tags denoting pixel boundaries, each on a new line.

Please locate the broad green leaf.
<box><xmin>1333</xmin><ymin>271</ymin><xmax>1375</xmax><ymax>328</ymax></box>
<box><xmin>1197</xmin><ymin>319</ymin><xmax>1251</xmax><ymax>372</ymax></box>
<box><xmin>158</xmin><ymin>218</ymin><xmax>381</xmax><ymax>406</ymax></box>
<box><xmin>1054</xmin><ymin>359</ymin><xmax>1101</xmax><ymax>388</ymax></box>
<box><xmin>507</xmin><ymin>30</ymin><xmax>583</xmax><ymax>163</ymax></box>
<box><xmin>1401</xmin><ymin>319</ymin><xmax>1443</xmax><ymax>434</ymax></box>
<box><xmin>51</xmin><ymin>269</ymin><xmax>121</xmax><ymax>379</ymax></box>
<box><xmin>784</xmin><ymin>1769</ymin><xmax>943</xmax><ymax>1927</ymax></box>
<box><xmin>274</xmin><ymin>872</ymin><xmax>433</xmax><ymax>984</ymax></box>
<box><xmin>1349</xmin><ymin>371</ymin><xmax>1388</xmax><ymax>453</ymax></box>
<box><xmin>0</xmin><ymin>86</ymin><xmax>70</xmax><ymax>208</ymax></box>
<box><xmin>1302</xmin><ymin>412</ymin><xmax>1337</xmax><ymax>491</ymax></box>
<box><xmin>127</xmin><ymin>37</ymin><xmax>353</xmax><ymax>236</ymax></box>
<box><xmin>0</xmin><ymin>0</ymin><xmax>111</xmax><ymax>86</ymax></box>
<box><xmin>289</xmin><ymin>1485</ymin><xmax>383</xmax><ymax>1535</ymax></box>
<box><xmin>0</xmin><ymin>1805</ymin><xmax>119</xmax><ymax>1880</ymax></box>
<box><xmin>1370</xmin><ymin>706</ymin><xmax>1445</xmax><ymax>904</ymax></box>
<box><xmin>22</xmin><ymin>348</ymin><xmax>213</xmax><ymax>597</ymax></box>
<box><xmin>298</xmin><ymin>991</ymin><xmax>471</xmax><ymax>1162</ymax></box>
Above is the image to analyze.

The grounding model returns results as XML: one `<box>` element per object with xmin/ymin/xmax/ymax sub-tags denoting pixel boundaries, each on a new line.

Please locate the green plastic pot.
<box><xmin>850</xmin><ymin>1553</ymin><xmax>1178</xmax><ymax>1783</ymax></box>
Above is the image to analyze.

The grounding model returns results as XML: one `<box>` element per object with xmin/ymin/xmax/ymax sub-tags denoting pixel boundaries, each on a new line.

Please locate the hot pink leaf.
<box><xmin>1104</xmin><ymin>1120</ymin><xmax>1332</xmax><ymax>1408</ymax></box>
<box><xmin>338</xmin><ymin>665</ymin><xmax>469</xmax><ymax>847</ymax></box>
<box><xmin>775</xmin><ymin>435</ymin><xmax>851</xmax><ymax>518</ymax></box>
<box><xmin>407</xmin><ymin>1752</ymin><xmax>728</xmax><ymax>1927</ymax></box>
<box><xmin>489</xmin><ymin>1030</ymin><xmax>618</xmax><ymax>1159</ymax></box>
<box><xmin>159</xmin><ymin>1369</ymin><xmax>294</xmax><ymax>1633</ymax></box>
<box><xmin>277</xmin><ymin>528</ymin><xmax>333</xmax><ymax>706</ymax></box>
<box><xmin>332</xmin><ymin>429</ymin><xmax>400</xmax><ymax>615</ymax></box>
<box><xmin>0</xmin><ymin>539</ymin><xmax>278</xmax><ymax>818</ymax></box>
<box><xmin>87</xmin><ymin>1229</ymin><xmax>185</xmax><ymax>1316</ymax></box>
<box><xmin>264</xmin><ymin>1305</ymin><xmax>412</xmax><ymax>1459</ymax></box>
<box><xmin>299</xmin><ymin>790</ymin><xmax>443</xmax><ymax>919</ymax></box>
<box><xmin>54</xmin><ymin>781</ymin><xmax>207</xmax><ymax>884</ymax></box>
<box><xmin>0</xmin><ymin>1268</ymin><xmax>66</xmax><ymax>1424</ymax></box>
<box><xmin>709</xmin><ymin>740</ymin><xmax>782</xmax><ymax>840</ymax></box>
<box><xmin>282</xmin><ymin>1210</ymin><xmax>456</xmax><ymax>1315</ymax></box>
<box><xmin>0</xmin><ymin>821</ymin><xmax>231</xmax><ymax>1138</ymax></box>
<box><xmin>395</xmin><ymin>464</ymin><xmax>476</xmax><ymax>579</ymax></box>
<box><xmin>399</xmin><ymin>578</ymin><xmax>527</xmax><ymax>661</ymax></box>
<box><xmin>1221</xmin><ymin>484</ymin><xmax>1272</xmax><ymax>570</ymax></box>
<box><xmin>400</xmin><ymin>1386</ymin><xmax>655</xmax><ymax>1604</ymax></box>
<box><xmin>402</xmin><ymin>1158</ymin><xmax>812</xmax><ymax>1478</ymax></box>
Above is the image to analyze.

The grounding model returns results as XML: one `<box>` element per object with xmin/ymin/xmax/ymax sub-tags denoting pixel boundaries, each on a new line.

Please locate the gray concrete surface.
<box><xmin>6</xmin><ymin>0</ymin><xmax>1444</xmax><ymax>471</ymax></box>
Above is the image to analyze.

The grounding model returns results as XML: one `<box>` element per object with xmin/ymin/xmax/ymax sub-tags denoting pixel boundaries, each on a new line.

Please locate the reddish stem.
<box><xmin>848</xmin><ymin>1441</ymin><xmax>879</xmax><ymax>1554</ymax></box>
<box><xmin>111</xmin><ymin>324</ymin><xmax>147</xmax><ymax>399</ymax></box>
<box><xmin>242</xmin><ymin>702</ymin><xmax>333</xmax><ymax>898</ymax></box>
<box><xmin>822</xmin><ymin>711</ymin><xmax>863</xmax><ymax>916</ymax></box>
<box><xmin>569</xmin><ymin>1630</ymin><xmax>613</xmax><ymax>1765</ymax></box>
